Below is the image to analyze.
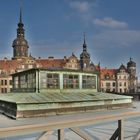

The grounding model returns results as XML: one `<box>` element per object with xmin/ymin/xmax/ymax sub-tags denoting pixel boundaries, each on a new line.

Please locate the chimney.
<box><xmin>48</xmin><ymin>56</ymin><xmax>54</xmax><ymax>60</ymax></box>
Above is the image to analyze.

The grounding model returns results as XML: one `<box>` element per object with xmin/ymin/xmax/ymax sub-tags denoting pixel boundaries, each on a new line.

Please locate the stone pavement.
<box><xmin>0</xmin><ymin>102</ymin><xmax>140</xmax><ymax>140</ymax></box>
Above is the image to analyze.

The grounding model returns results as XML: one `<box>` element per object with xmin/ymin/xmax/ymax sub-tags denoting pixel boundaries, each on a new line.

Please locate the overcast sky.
<box><xmin>0</xmin><ymin>0</ymin><xmax>140</xmax><ymax>78</ymax></box>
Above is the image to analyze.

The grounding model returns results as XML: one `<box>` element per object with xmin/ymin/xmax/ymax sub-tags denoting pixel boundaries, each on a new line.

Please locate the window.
<box><xmin>47</xmin><ymin>73</ymin><xmax>59</xmax><ymax>89</ymax></box>
<box><xmin>5</xmin><ymin>80</ymin><xmax>7</xmax><ymax>85</ymax></box>
<box><xmin>1</xmin><ymin>88</ymin><xmax>3</xmax><ymax>93</ymax></box>
<box><xmin>106</xmin><ymin>82</ymin><xmax>110</xmax><ymax>87</ymax></box>
<box><xmin>119</xmin><ymin>82</ymin><xmax>122</xmax><ymax>87</ymax></box>
<box><xmin>10</xmin><ymin>80</ymin><xmax>12</xmax><ymax>85</ymax></box>
<box><xmin>40</xmin><ymin>72</ymin><xmax>47</xmax><ymax>89</ymax></box>
<box><xmin>63</xmin><ymin>74</ymin><xmax>79</xmax><ymax>89</ymax></box>
<box><xmin>113</xmin><ymin>82</ymin><xmax>116</xmax><ymax>87</ymax></box>
<box><xmin>5</xmin><ymin>88</ymin><xmax>7</xmax><ymax>93</ymax></box>
<box><xmin>27</xmin><ymin>73</ymin><xmax>36</xmax><ymax>89</ymax></box>
<box><xmin>10</xmin><ymin>88</ymin><xmax>12</xmax><ymax>92</ymax></box>
<box><xmin>1</xmin><ymin>80</ymin><xmax>3</xmax><ymax>86</ymax></box>
<box><xmin>105</xmin><ymin>74</ymin><xmax>110</xmax><ymax>79</ymax></box>
<box><xmin>124</xmin><ymin>82</ymin><xmax>126</xmax><ymax>87</ymax></box>
<box><xmin>1</xmin><ymin>88</ymin><xmax>7</xmax><ymax>93</ymax></box>
<box><xmin>20</xmin><ymin>75</ymin><xmax>27</xmax><ymax>88</ymax></box>
<box><xmin>124</xmin><ymin>76</ymin><xmax>126</xmax><ymax>79</ymax></box>
<box><xmin>124</xmin><ymin>88</ymin><xmax>127</xmax><ymax>93</ymax></box>
<box><xmin>13</xmin><ymin>76</ymin><xmax>19</xmax><ymax>89</ymax></box>
<box><xmin>113</xmin><ymin>88</ymin><xmax>115</xmax><ymax>92</ymax></box>
<box><xmin>82</xmin><ymin>75</ymin><xmax>96</xmax><ymax>89</ymax></box>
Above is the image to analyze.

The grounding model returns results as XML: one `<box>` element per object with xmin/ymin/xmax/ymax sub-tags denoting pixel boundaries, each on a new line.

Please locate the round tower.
<box><xmin>127</xmin><ymin>57</ymin><xmax>136</xmax><ymax>78</ymax></box>
<box><xmin>127</xmin><ymin>57</ymin><xmax>137</xmax><ymax>93</ymax></box>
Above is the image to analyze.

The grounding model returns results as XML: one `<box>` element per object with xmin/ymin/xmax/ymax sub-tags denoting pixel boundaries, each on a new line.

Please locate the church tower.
<box><xmin>12</xmin><ymin>8</ymin><xmax>29</xmax><ymax>60</ymax></box>
<box><xmin>80</xmin><ymin>33</ymin><xmax>90</xmax><ymax>70</ymax></box>
<box><xmin>127</xmin><ymin>57</ymin><xmax>137</xmax><ymax>93</ymax></box>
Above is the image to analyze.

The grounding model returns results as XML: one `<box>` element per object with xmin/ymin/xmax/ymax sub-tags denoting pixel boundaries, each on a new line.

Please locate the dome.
<box><xmin>12</xmin><ymin>38</ymin><xmax>28</xmax><ymax>47</ymax></box>
<box><xmin>127</xmin><ymin>58</ymin><xmax>136</xmax><ymax>67</ymax></box>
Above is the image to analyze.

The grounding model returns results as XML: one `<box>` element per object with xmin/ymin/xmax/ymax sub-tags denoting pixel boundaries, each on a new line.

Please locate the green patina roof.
<box><xmin>0</xmin><ymin>91</ymin><xmax>132</xmax><ymax>104</ymax></box>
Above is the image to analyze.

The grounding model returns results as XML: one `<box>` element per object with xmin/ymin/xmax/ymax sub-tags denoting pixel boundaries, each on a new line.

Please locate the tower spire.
<box><xmin>17</xmin><ymin>5</ymin><xmax>24</xmax><ymax>38</ymax></box>
<box><xmin>20</xmin><ymin>6</ymin><xmax>22</xmax><ymax>23</ymax></box>
<box><xmin>83</xmin><ymin>32</ymin><xmax>87</xmax><ymax>52</ymax></box>
<box><xmin>12</xmin><ymin>3</ymin><xmax>29</xmax><ymax>60</ymax></box>
<box><xmin>84</xmin><ymin>32</ymin><xmax>86</xmax><ymax>44</ymax></box>
<box><xmin>80</xmin><ymin>33</ymin><xmax>90</xmax><ymax>69</ymax></box>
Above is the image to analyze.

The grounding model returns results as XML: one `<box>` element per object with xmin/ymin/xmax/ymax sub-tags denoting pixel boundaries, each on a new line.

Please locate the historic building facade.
<box><xmin>0</xmin><ymin>9</ymin><xmax>99</xmax><ymax>93</ymax></box>
<box><xmin>0</xmin><ymin>9</ymin><xmax>137</xmax><ymax>94</ymax></box>
<box><xmin>101</xmin><ymin>59</ymin><xmax>138</xmax><ymax>93</ymax></box>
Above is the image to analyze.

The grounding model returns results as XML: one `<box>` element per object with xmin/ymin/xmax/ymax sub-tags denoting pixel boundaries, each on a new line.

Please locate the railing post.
<box><xmin>58</xmin><ymin>129</ymin><xmax>64</xmax><ymax>140</ymax></box>
<box><xmin>110</xmin><ymin>119</ymin><xmax>124</xmax><ymax>140</ymax></box>
<box><xmin>118</xmin><ymin>119</ymin><xmax>124</xmax><ymax>140</ymax></box>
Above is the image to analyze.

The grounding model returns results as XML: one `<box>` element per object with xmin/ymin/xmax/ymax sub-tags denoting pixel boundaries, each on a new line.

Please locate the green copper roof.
<box><xmin>0</xmin><ymin>91</ymin><xmax>132</xmax><ymax>104</ymax></box>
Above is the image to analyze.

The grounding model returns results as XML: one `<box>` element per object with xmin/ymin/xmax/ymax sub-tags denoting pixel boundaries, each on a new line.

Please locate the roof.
<box><xmin>0</xmin><ymin>92</ymin><xmax>132</xmax><ymax>104</ymax></box>
<box><xmin>101</xmin><ymin>68</ymin><xmax>117</xmax><ymax>80</ymax></box>
<box><xmin>118</xmin><ymin>64</ymin><xmax>127</xmax><ymax>72</ymax></box>
<box><xmin>11</xmin><ymin>67</ymin><xmax>98</xmax><ymax>76</ymax></box>
<box><xmin>36</xmin><ymin>59</ymin><xmax>65</xmax><ymax>69</ymax></box>
<box><xmin>0</xmin><ymin>60</ymin><xmax>23</xmax><ymax>74</ymax></box>
<box><xmin>0</xmin><ymin>57</ymin><xmax>99</xmax><ymax>77</ymax></box>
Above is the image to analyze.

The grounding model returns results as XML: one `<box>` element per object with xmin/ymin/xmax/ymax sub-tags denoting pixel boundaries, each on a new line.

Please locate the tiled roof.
<box><xmin>36</xmin><ymin>59</ymin><xmax>66</xmax><ymax>69</ymax></box>
<box><xmin>100</xmin><ymin>68</ymin><xmax>117</xmax><ymax>80</ymax></box>
<box><xmin>0</xmin><ymin>57</ymin><xmax>99</xmax><ymax>77</ymax></box>
<box><xmin>0</xmin><ymin>60</ymin><xmax>23</xmax><ymax>74</ymax></box>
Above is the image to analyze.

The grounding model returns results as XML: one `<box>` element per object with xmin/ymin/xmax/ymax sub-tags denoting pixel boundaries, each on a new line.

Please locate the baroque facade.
<box><xmin>0</xmin><ymin>9</ymin><xmax>99</xmax><ymax>93</ymax></box>
<box><xmin>101</xmin><ymin>59</ymin><xmax>138</xmax><ymax>93</ymax></box>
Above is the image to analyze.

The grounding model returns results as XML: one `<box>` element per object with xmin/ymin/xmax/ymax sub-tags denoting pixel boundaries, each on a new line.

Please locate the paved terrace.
<box><xmin>0</xmin><ymin>102</ymin><xmax>140</xmax><ymax>140</ymax></box>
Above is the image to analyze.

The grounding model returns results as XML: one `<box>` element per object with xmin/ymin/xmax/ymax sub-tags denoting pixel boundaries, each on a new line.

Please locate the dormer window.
<box><xmin>105</xmin><ymin>74</ymin><xmax>110</xmax><ymax>79</ymax></box>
